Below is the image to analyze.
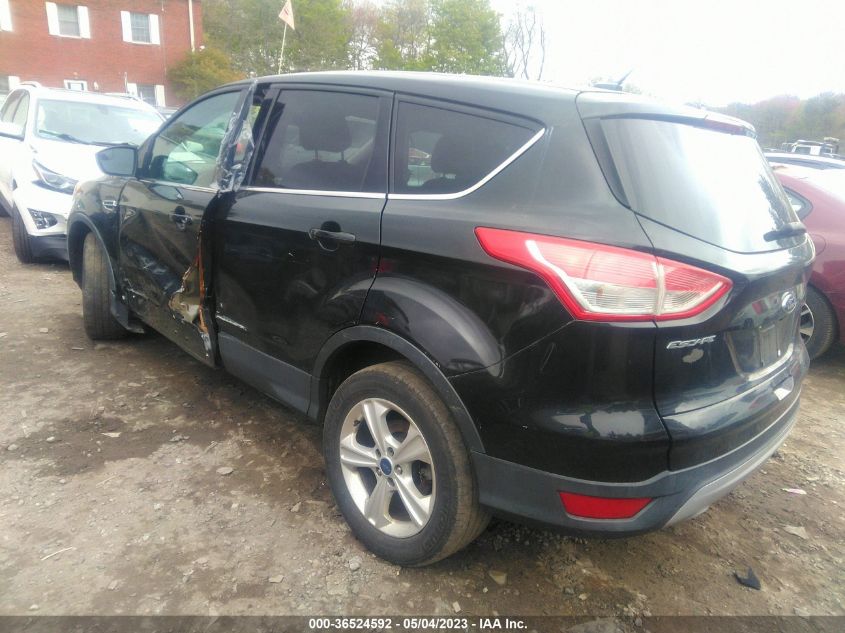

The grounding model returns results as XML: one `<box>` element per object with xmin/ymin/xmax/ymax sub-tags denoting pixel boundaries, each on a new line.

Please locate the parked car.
<box><xmin>67</xmin><ymin>73</ymin><xmax>813</xmax><ymax>565</ymax></box>
<box><xmin>773</xmin><ymin>165</ymin><xmax>845</xmax><ymax>359</ymax></box>
<box><xmin>0</xmin><ymin>83</ymin><xmax>163</xmax><ymax>262</ymax></box>
<box><xmin>765</xmin><ymin>152</ymin><xmax>845</xmax><ymax>170</ymax></box>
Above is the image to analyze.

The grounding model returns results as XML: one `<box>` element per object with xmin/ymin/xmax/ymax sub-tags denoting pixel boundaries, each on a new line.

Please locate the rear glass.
<box><xmin>598</xmin><ymin>117</ymin><xmax>800</xmax><ymax>253</ymax></box>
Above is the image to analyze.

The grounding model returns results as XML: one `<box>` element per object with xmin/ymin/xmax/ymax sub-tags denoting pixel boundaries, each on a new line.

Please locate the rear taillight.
<box><xmin>475</xmin><ymin>227</ymin><xmax>731</xmax><ymax>322</ymax></box>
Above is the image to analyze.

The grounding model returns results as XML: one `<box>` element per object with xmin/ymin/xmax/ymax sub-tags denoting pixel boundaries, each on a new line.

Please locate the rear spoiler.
<box><xmin>576</xmin><ymin>90</ymin><xmax>755</xmax><ymax>137</ymax></box>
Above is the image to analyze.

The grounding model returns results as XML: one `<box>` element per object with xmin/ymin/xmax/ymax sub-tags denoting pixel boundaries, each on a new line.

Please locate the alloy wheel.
<box><xmin>800</xmin><ymin>303</ymin><xmax>815</xmax><ymax>342</ymax></box>
<box><xmin>338</xmin><ymin>398</ymin><xmax>435</xmax><ymax>538</ymax></box>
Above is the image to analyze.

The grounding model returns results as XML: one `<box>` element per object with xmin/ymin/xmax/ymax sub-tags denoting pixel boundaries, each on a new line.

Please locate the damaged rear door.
<box><xmin>117</xmin><ymin>83</ymin><xmax>257</xmax><ymax>365</ymax></box>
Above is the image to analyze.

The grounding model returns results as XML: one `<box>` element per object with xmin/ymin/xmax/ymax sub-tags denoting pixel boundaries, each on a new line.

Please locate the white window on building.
<box><xmin>64</xmin><ymin>79</ymin><xmax>88</xmax><ymax>91</ymax></box>
<box><xmin>0</xmin><ymin>0</ymin><xmax>13</xmax><ymax>32</ymax></box>
<box><xmin>45</xmin><ymin>3</ymin><xmax>90</xmax><ymax>38</ymax></box>
<box><xmin>126</xmin><ymin>82</ymin><xmax>166</xmax><ymax>107</ymax></box>
<box><xmin>120</xmin><ymin>11</ymin><xmax>160</xmax><ymax>45</ymax></box>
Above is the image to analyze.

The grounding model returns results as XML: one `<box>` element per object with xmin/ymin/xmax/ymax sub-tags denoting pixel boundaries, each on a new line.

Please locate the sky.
<box><xmin>492</xmin><ymin>0</ymin><xmax>845</xmax><ymax>106</ymax></box>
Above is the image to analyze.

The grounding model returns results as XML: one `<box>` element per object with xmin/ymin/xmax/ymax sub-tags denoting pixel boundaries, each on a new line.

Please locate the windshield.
<box><xmin>596</xmin><ymin>117</ymin><xmax>800</xmax><ymax>253</ymax></box>
<box><xmin>36</xmin><ymin>99</ymin><xmax>162</xmax><ymax>146</ymax></box>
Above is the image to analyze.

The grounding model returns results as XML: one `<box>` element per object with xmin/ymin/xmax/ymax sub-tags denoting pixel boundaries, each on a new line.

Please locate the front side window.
<box><xmin>252</xmin><ymin>90</ymin><xmax>382</xmax><ymax>193</ymax></box>
<box><xmin>392</xmin><ymin>102</ymin><xmax>537</xmax><ymax>195</ymax></box>
<box><xmin>147</xmin><ymin>91</ymin><xmax>241</xmax><ymax>189</ymax></box>
<box><xmin>36</xmin><ymin>99</ymin><xmax>161</xmax><ymax>145</ymax></box>
<box><xmin>130</xmin><ymin>12</ymin><xmax>150</xmax><ymax>42</ymax></box>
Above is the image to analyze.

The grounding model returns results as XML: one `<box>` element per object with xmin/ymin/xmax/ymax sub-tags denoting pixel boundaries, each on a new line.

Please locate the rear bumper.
<box><xmin>473</xmin><ymin>393</ymin><xmax>799</xmax><ymax>536</ymax></box>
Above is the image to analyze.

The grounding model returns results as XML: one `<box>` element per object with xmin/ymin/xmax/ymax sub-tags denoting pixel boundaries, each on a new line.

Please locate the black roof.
<box><xmin>222</xmin><ymin>71</ymin><xmax>751</xmax><ymax>132</ymax></box>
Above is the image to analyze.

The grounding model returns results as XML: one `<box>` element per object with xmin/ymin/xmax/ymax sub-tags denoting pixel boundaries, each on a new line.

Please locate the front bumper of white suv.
<box><xmin>13</xmin><ymin>181</ymin><xmax>72</xmax><ymax>260</ymax></box>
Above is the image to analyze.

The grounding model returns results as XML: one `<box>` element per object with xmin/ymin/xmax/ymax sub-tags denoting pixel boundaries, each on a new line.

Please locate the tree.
<box><xmin>204</xmin><ymin>0</ymin><xmax>352</xmax><ymax>76</ymax></box>
<box><xmin>285</xmin><ymin>0</ymin><xmax>352</xmax><ymax>71</ymax></box>
<box><xmin>373</xmin><ymin>0</ymin><xmax>432</xmax><ymax>71</ymax></box>
<box><xmin>503</xmin><ymin>3</ymin><xmax>546</xmax><ymax>80</ymax></box>
<box><xmin>426</xmin><ymin>0</ymin><xmax>506</xmax><ymax>75</ymax></box>
<box><xmin>204</xmin><ymin>0</ymin><xmax>285</xmax><ymax>76</ymax></box>
<box><xmin>168</xmin><ymin>47</ymin><xmax>242</xmax><ymax>101</ymax></box>
<box><xmin>347</xmin><ymin>0</ymin><xmax>380</xmax><ymax>70</ymax></box>
<box><xmin>718</xmin><ymin>93</ymin><xmax>845</xmax><ymax>149</ymax></box>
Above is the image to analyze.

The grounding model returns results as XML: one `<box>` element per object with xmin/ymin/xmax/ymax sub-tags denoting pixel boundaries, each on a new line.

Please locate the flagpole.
<box><xmin>277</xmin><ymin>23</ymin><xmax>288</xmax><ymax>75</ymax></box>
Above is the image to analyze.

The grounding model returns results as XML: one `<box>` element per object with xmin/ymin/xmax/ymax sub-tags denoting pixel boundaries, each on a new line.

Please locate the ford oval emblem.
<box><xmin>781</xmin><ymin>291</ymin><xmax>797</xmax><ymax>314</ymax></box>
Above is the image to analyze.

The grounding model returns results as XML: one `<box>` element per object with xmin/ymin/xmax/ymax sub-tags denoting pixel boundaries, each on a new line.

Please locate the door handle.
<box><xmin>309</xmin><ymin>228</ymin><xmax>356</xmax><ymax>244</ymax></box>
<box><xmin>171</xmin><ymin>208</ymin><xmax>193</xmax><ymax>231</ymax></box>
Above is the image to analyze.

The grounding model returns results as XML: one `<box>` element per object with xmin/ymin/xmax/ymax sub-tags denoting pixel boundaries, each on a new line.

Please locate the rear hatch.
<box><xmin>578</xmin><ymin>92</ymin><xmax>814</xmax><ymax>470</ymax></box>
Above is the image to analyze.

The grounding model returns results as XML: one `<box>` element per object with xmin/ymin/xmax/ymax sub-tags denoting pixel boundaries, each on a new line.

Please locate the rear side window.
<box><xmin>593</xmin><ymin>117</ymin><xmax>800</xmax><ymax>253</ymax></box>
<box><xmin>393</xmin><ymin>102</ymin><xmax>536</xmax><ymax>195</ymax></box>
<box><xmin>784</xmin><ymin>189</ymin><xmax>812</xmax><ymax>220</ymax></box>
<box><xmin>252</xmin><ymin>90</ymin><xmax>382</xmax><ymax>193</ymax></box>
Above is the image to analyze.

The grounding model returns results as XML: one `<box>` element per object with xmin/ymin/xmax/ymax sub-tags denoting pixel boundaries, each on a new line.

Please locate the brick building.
<box><xmin>0</xmin><ymin>0</ymin><xmax>203</xmax><ymax>107</ymax></box>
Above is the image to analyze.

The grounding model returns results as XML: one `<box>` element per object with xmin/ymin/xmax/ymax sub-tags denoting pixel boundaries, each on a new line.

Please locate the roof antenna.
<box><xmin>593</xmin><ymin>69</ymin><xmax>634</xmax><ymax>92</ymax></box>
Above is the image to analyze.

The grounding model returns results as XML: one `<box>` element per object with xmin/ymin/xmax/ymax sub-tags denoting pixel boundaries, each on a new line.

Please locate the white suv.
<box><xmin>0</xmin><ymin>83</ymin><xmax>163</xmax><ymax>262</ymax></box>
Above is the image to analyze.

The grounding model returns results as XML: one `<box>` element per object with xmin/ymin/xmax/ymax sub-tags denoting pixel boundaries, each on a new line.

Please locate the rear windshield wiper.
<box><xmin>764</xmin><ymin>221</ymin><xmax>807</xmax><ymax>242</ymax></box>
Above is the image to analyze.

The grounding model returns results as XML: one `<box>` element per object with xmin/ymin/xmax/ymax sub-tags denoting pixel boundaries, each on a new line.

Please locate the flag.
<box><xmin>279</xmin><ymin>0</ymin><xmax>295</xmax><ymax>30</ymax></box>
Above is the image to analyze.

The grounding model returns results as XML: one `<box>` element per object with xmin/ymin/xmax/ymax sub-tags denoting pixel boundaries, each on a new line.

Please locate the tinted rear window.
<box><xmin>393</xmin><ymin>102</ymin><xmax>536</xmax><ymax>195</ymax></box>
<box><xmin>595</xmin><ymin>117</ymin><xmax>800</xmax><ymax>253</ymax></box>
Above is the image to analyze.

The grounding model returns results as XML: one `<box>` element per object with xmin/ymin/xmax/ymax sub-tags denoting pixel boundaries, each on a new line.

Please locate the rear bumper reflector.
<box><xmin>559</xmin><ymin>492</ymin><xmax>652</xmax><ymax>519</ymax></box>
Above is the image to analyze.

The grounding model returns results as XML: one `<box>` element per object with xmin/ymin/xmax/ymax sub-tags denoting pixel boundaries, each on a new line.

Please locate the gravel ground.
<box><xmin>0</xmin><ymin>216</ymin><xmax>843</xmax><ymax>620</ymax></box>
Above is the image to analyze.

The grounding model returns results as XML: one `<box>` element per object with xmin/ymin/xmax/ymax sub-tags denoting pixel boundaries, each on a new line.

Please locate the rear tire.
<box><xmin>323</xmin><ymin>361</ymin><xmax>490</xmax><ymax>566</ymax></box>
<box><xmin>11</xmin><ymin>205</ymin><xmax>35</xmax><ymax>264</ymax></box>
<box><xmin>82</xmin><ymin>232</ymin><xmax>127</xmax><ymax>340</ymax></box>
<box><xmin>801</xmin><ymin>286</ymin><xmax>837</xmax><ymax>360</ymax></box>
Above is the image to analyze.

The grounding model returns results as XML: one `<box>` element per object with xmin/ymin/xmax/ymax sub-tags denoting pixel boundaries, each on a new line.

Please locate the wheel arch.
<box><xmin>67</xmin><ymin>216</ymin><xmax>133</xmax><ymax>329</ymax></box>
<box><xmin>309</xmin><ymin>326</ymin><xmax>485</xmax><ymax>454</ymax></box>
<box><xmin>807</xmin><ymin>282</ymin><xmax>840</xmax><ymax>339</ymax></box>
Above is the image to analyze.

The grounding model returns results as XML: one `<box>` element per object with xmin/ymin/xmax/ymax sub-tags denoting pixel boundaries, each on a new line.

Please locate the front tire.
<box><xmin>11</xmin><ymin>205</ymin><xmax>35</xmax><ymax>263</ymax></box>
<box><xmin>82</xmin><ymin>232</ymin><xmax>127</xmax><ymax>340</ymax></box>
<box><xmin>323</xmin><ymin>361</ymin><xmax>489</xmax><ymax>566</ymax></box>
<box><xmin>801</xmin><ymin>287</ymin><xmax>837</xmax><ymax>360</ymax></box>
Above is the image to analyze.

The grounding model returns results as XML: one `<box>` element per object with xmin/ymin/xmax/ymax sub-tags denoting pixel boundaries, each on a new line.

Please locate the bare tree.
<box><xmin>503</xmin><ymin>3</ymin><xmax>546</xmax><ymax>81</ymax></box>
<box><xmin>347</xmin><ymin>0</ymin><xmax>380</xmax><ymax>70</ymax></box>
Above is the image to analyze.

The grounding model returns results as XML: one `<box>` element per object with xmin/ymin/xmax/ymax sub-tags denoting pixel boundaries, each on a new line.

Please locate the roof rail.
<box><xmin>19</xmin><ymin>81</ymin><xmax>42</xmax><ymax>88</ymax></box>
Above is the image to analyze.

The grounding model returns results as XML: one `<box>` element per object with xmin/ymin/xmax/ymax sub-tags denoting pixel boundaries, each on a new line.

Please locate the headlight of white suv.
<box><xmin>32</xmin><ymin>160</ymin><xmax>78</xmax><ymax>194</ymax></box>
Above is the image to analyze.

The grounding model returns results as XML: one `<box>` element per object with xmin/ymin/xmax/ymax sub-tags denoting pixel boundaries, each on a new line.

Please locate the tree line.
<box><xmin>717</xmin><ymin>93</ymin><xmax>845</xmax><ymax>150</ymax></box>
<box><xmin>170</xmin><ymin>0</ymin><xmax>547</xmax><ymax>100</ymax></box>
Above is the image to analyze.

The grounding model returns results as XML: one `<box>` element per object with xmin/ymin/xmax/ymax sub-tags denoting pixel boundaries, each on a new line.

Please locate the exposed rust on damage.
<box><xmin>167</xmin><ymin>229</ymin><xmax>209</xmax><ymax>335</ymax></box>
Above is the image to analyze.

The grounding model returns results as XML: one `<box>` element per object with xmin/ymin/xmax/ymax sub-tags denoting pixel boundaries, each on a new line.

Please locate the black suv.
<box><xmin>67</xmin><ymin>72</ymin><xmax>813</xmax><ymax>566</ymax></box>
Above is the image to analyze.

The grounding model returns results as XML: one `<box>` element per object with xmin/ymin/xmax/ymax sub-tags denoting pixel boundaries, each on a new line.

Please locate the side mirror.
<box><xmin>96</xmin><ymin>145</ymin><xmax>137</xmax><ymax>177</ymax></box>
<box><xmin>0</xmin><ymin>121</ymin><xmax>24</xmax><ymax>140</ymax></box>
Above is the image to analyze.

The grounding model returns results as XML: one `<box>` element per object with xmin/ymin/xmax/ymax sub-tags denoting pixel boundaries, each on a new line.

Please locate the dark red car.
<box><xmin>774</xmin><ymin>165</ymin><xmax>845</xmax><ymax>358</ymax></box>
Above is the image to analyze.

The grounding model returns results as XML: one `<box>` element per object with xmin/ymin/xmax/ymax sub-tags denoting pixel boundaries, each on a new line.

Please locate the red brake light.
<box><xmin>559</xmin><ymin>492</ymin><xmax>652</xmax><ymax>519</ymax></box>
<box><xmin>475</xmin><ymin>227</ymin><xmax>731</xmax><ymax>322</ymax></box>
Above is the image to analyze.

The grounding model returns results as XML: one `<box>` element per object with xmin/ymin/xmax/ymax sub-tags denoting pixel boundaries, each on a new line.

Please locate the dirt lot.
<box><xmin>0</xmin><ymin>216</ymin><xmax>843</xmax><ymax>621</ymax></box>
